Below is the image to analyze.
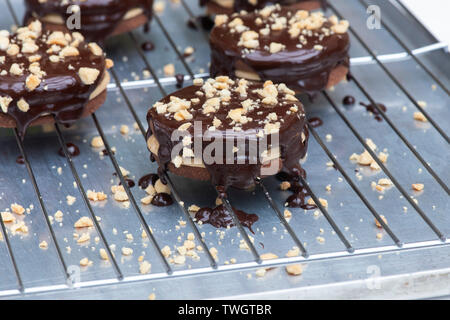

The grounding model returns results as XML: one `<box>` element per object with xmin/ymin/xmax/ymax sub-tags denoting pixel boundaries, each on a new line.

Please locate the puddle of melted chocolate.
<box><xmin>343</xmin><ymin>95</ymin><xmax>355</xmax><ymax>106</ymax></box>
<box><xmin>195</xmin><ymin>204</ymin><xmax>258</xmax><ymax>233</ymax></box>
<box><xmin>58</xmin><ymin>143</ymin><xmax>80</xmax><ymax>158</ymax></box>
<box><xmin>360</xmin><ymin>102</ymin><xmax>387</xmax><ymax>121</ymax></box>
<box><xmin>200</xmin><ymin>16</ymin><xmax>214</xmax><ymax>31</ymax></box>
<box><xmin>138</xmin><ymin>173</ymin><xmax>159</xmax><ymax>189</ymax></box>
<box><xmin>175</xmin><ymin>74</ymin><xmax>184</xmax><ymax>88</ymax></box>
<box><xmin>346</xmin><ymin>72</ymin><xmax>353</xmax><ymax>82</ymax></box>
<box><xmin>141</xmin><ymin>41</ymin><xmax>155</xmax><ymax>51</ymax></box>
<box><xmin>112</xmin><ymin>172</ymin><xmax>135</xmax><ymax>188</ymax></box>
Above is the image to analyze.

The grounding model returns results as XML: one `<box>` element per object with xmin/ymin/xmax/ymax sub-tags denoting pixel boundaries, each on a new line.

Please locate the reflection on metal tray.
<box><xmin>0</xmin><ymin>0</ymin><xmax>449</xmax><ymax>299</ymax></box>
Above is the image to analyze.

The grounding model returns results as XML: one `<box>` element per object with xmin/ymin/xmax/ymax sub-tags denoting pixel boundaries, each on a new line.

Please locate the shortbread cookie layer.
<box><xmin>0</xmin><ymin>20</ymin><xmax>111</xmax><ymax>137</ymax></box>
<box><xmin>210</xmin><ymin>6</ymin><xmax>350</xmax><ymax>94</ymax></box>
<box><xmin>146</xmin><ymin>77</ymin><xmax>309</xmax><ymax>190</ymax></box>
<box><xmin>24</xmin><ymin>0</ymin><xmax>153</xmax><ymax>42</ymax></box>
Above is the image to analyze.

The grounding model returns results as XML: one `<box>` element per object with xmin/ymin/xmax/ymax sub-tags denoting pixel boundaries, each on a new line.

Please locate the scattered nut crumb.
<box><xmin>286</xmin><ymin>264</ymin><xmax>303</xmax><ymax>276</ymax></box>
<box><xmin>375</xmin><ymin>215</ymin><xmax>387</xmax><ymax>228</ymax></box>
<box><xmin>91</xmin><ymin>136</ymin><xmax>104</xmax><ymax>148</ymax></box>
<box><xmin>39</xmin><ymin>240</ymin><xmax>48</xmax><ymax>249</ymax></box>
<box><xmin>80</xmin><ymin>257</ymin><xmax>92</xmax><ymax>267</ymax></box>
<box><xmin>163</xmin><ymin>63</ymin><xmax>175</xmax><ymax>76</ymax></box>
<box><xmin>413</xmin><ymin>112</ymin><xmax>427</xmax><ymax>122</ymax></box>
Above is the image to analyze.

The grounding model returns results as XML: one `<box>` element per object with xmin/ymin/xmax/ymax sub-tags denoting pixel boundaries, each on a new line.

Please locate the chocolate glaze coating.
<box><xmin>0</xmin><ymin>23</ymin><xmax>106</xmax><ymax>138</ymax></box>
<box><xmin>200</xmin><ymin>0</ymin><xmax>327</xmax><ymax>14</ymax></box>
<box><xmin>146</xmin><ymin>78</ymin><xmax>309</xmax><ymax>190</ymax></box>
<box><xmin>24</xmin><ymin>0</ymin><xmax>153</xmax><ymax>42</ymax></box>
<box><xmin>210</xmin><ymin>7</ymin><xmax>350</xmax><ymax>94</ymax></box>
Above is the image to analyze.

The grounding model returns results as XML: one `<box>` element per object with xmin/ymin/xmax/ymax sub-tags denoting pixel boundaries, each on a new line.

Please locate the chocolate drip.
<box><xmin>102</xmin><ymin>148</ymin><xmax>116</xmax><ymax>156</ymax></box>
<box><xmin>342</xmin><ymin>96</ymin><xmax>355</xmax><ymax>106</ymax></box>
<box><xmin>143</xmin><ymin>22</ymin><xmax>150</xmax><ymax>33</ymax></box>
<box><xmin>198</xmin><ymin>15</ymin><xmax>215</xmax><ymax>31</ymax></box>
<box><xmin>58</xmin><ymin>143</ymin><xmax>81</xmax><ymax>157</ymax></box>
<box><xmin>343</xmin><ymin>95</ymin><xmax>355</xmax><ymax>106</ymax></box>
<box><xmin>16</xmin><ymin>155</ymin><xmax>25</xmax><ymax>165</ymax></box>
<box><xmin>24</xmin><ymin>0</ymin><xmax>154</xmax><ymax>43</ymax></box>
<box><xmin>137</xmin><ymin>173</ymin><xmax>172</xmax><ymax>206</ymax></box>
<box><xmin>277</xmin><ymin>171</ymin><xmax>318</xmax><ymax>209</ymax></box>
<box><xmin>141</xmin><ymin>41</ymin><xmax>155</xmax><ymax>51</ymax></box>
<box><xmin>119</xmin><ymin>178</ymin><xmax>136</xmax><ymax>188</ymax></box>
<box><xmin>285</xmin><ymin>181</ymin><xmax>316</xmax><ymax>209</ymax></box>
<box><xmin>0</xmin><ymin>29</ymin><xmax>106</xmax><ymax>138</ymax></box>
<box><xmin>209</xmin><ymin>8</ymin><xmax>350</xmax><ymax>94</ymax></box>
<box><xmin>187</xmin><ymin>18</ymin><xmax>199</xmax><ymax>30</ymax></box>
<box><xmin>308</xmin><ymin>117</ymin><xmax>323</xmax><ymax>128</ymax></box>
<box><xmin>195</xmin><ymin>204</ymin><xmax>258</xmax><ymax>232</ymax></box>
<box><xmin>175</xmin><ymin>74</ymin><xmax>185</xmax><ymax>88</ymax></box>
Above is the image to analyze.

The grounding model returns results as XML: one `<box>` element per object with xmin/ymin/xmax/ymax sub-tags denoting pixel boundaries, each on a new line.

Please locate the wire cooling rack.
<box><xmin>0</xmin><ymin>0</ymin><xmax>449</xmax><ymax>299</ymax></box>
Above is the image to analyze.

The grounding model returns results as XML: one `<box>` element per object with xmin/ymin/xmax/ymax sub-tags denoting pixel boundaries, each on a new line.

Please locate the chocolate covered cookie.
<box><xmin>146</xmin><ymin>76</ymin><xmax>309</xmax><ymax>190</ymax></box>
<box><xmin>0</xmin><ymin>20</ymin><xmax>112</xmax><ymax>137</ymax></box>
<box><xmin>24</xmin><ymin>0</ymin><xmax>153</xmax><ymax>43</ymax></box>
<box><xmin>210</xmin><ymin>6</ymin><xmax>350</xmax><ymax>94</ymax></box>
<box><xmin>200</xmin><ymin>0</ymin><xmax>326</xmax><ymax>15</ymax></box>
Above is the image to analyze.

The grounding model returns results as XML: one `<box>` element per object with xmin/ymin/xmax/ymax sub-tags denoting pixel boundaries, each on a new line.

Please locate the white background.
<box><xmin>400</xmin><ymin>0</ymin><xmax>450</xmax><ymax>49</ymax></box>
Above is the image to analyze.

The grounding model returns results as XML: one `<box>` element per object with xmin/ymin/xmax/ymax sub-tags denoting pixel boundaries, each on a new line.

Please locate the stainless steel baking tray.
<box><xmin>0</xmin><ymin>0</ymin><xmax>449</xmax><ymax>299</ymax></box>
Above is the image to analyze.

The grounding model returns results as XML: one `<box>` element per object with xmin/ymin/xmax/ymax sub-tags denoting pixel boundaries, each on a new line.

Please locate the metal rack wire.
<box><xmin>0</xmin><ymin>0</ymin><xmax>448</xmax><ymax>298</ymax></box>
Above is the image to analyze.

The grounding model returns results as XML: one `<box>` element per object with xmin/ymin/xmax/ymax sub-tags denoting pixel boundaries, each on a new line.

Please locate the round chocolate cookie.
<box><xmin>146</xmin><ymin>76</ymin><xmax>309</xmax><ymax>190</ymax></box>
<box><xmin>200</xmin><ymin>0</ymin><xmax>325</xmax><ymax>15</ymax></box>
<box><xmin>210</xmin><ymin>6</ymin><xmax>350</xmax><ymax>94</ymax></box>
<box><xmin>0</xmin><ymin>20</ymin><xmax>112</xmax><ymax>138</ymax></box>
<box><xmin>24</xmin><ymin>0</ymin><xmax>153</xmax><ymax>43</ymax></box>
